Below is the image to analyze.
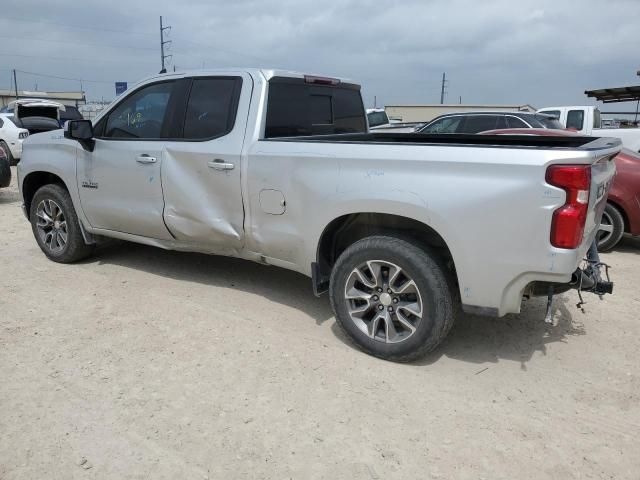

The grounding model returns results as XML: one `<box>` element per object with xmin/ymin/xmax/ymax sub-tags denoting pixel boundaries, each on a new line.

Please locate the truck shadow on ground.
<box><xmin>611</xmin><ymin>235</ymin><xmax>640</xmax><ymax>255</ymax></box>
<box><xmin>410</xmin><ymin>295</ymin><xmax>586</xmax><ymax>369</ymax></box>
<box><xmin>0</xmin><ymin>188</ymin><xmax>19</xmax><ymax>204</ymax></box>
<box><xmin>92</xmin><ymin>241</ymin><xmax>588</xmax><ymax>368</ymax></box>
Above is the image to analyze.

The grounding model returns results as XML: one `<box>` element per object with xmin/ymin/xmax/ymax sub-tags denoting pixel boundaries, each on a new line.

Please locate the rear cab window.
<box><xmin>567</xmin><ymin>110</ymin><xmax>585</xmax><ymax>130</ymax></box>
<box><xmin>367</xmin><ymin>111</ymin><xmax>389</xmax><ymax>127</ymax></box>
<box><xmin>264</xmin><ymin>77</ymin><xmax>367</xmax><ymax>138</ymax></box>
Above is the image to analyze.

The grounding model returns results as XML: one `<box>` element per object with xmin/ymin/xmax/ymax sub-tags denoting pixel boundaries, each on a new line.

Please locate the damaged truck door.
<box><xmin>161</xmin><ymin>75</ymin><xmax>248</xmax><ymax>254</ymax></box>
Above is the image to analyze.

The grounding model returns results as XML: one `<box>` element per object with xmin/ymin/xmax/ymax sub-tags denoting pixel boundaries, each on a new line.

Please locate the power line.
<box><xmin>159</xmin><ymin>16</ymin><xmax>172</xmax><ymax>73</ymax></box>
<box><xmin>0</xmin><ymin>34</ymin><xmax>156</xmax><ymax>52</ymax></box>
<box><xmin>0</xmin><ymin>52</ymin><xmax>156</xmax><ymax>66</ymax></box>
<box><xmin>440</xmin><ymin>72</ymin><xmax>448</xmax><ymax>104</ymax></box>
<box><xmin>0</xmin><ymin>15</ymin><xmax>153</xmax><ymax>36</ymax></box>
<box><xmin>174</xmin><ymin>39</ymin><xmax>269</xmax><ymax>63</ymax></box>
<box><xmin>15</xmin><ymin>69</ymin><xmax>130</xmax><ymax>84</ymax></box>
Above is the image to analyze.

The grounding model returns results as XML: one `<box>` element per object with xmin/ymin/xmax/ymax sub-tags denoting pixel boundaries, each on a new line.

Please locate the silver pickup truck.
<box><xmin>18</xmin><ymin>68</ymin><xmax>619</xmax><ymax>361</ymax></box>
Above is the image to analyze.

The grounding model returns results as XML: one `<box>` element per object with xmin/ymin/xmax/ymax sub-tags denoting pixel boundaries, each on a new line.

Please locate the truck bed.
<box><xmin>267</xmin><ymin>132</ymin><xmax>620</xmax><ymax>150</ymax></box>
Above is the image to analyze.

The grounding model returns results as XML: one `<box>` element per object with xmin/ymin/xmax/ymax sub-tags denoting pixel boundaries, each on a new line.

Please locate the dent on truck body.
<box><xmin>161</xmin><ymin>148</ymin><xmax>243</xmax><ymax>255</ymax></box>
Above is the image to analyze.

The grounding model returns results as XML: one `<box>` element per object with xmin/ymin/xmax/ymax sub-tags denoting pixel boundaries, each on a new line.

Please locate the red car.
<box><xmin>482</xmin><ymin>128</ymin><xmax>640</xmax><ymax>251</ymax></box>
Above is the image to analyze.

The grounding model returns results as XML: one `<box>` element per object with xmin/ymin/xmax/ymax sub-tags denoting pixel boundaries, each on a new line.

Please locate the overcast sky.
<box><xmin>1</xmin><ymin>0</ymin><xmax>639</xmax><ymax>111</ymax></box>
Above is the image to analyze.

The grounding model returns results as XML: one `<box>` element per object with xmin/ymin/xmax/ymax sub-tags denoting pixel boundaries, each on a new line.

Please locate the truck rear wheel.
<box><xmin>30</xmin><ymin>184</ymin><xmax>94</xmax><ymax>263</ymax></box>
<box><xmin>329</xmin><ymin>235</ymin><xmax>455</xmax><ymax>362</ymax></box>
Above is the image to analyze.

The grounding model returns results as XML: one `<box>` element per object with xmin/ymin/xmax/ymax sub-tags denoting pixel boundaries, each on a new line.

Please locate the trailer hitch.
<box><xmin>544</xmin><ymin>240</ymin><xmax>613</xmax><ymax>323</ymax></box>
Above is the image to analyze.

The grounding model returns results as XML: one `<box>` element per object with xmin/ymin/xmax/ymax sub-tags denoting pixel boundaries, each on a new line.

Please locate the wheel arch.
<box><xmin>22</xmin><ymin>171</ymin><xmax>69</xmax><ymax>216</ymax></box>
<box><xmin>313</xmin><ymin>212</ymin><xmax>458</xmax><ymax>295</ymax></box>
<box><xmin>605</xmin><ymin>198</ymin><xmax>630</xmax><ymax>233</ymax></box>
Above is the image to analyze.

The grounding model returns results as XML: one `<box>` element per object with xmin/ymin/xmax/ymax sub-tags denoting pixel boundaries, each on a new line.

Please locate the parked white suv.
<box><xmin>0</xmin><ymin>113</ymin><xmax>29</xmax><ymax>165</ymax></box>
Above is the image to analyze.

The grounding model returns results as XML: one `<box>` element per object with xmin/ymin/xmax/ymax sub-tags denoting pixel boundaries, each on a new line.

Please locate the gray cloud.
<box><xmin>1</xmin><ymin>0</ymin><xmax>639</xmax><ymax>111</ymax></box>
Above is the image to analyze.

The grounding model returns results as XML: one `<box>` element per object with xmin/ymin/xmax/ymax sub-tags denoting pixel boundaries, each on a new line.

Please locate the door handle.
<box><xmin>207</xmin><ymin>159</ymin><xmax>235</xmax><ymax>171</ymax></box>
<box><xmin>136</xmin><ymin>154</ymin><xmax>157</xmax><ymax>164</ymax></box>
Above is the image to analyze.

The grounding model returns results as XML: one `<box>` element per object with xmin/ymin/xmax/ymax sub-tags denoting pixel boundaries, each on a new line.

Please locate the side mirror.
<box><xmin>64</xmin><ymin>120</ymin><xmax>95</xmax><ymax>151</ymax></box>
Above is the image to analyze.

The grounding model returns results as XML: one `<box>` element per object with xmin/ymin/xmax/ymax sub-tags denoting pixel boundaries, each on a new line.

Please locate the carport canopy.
<box><xmin>585</xmin><ymin>85</ymin><xmax>640</xmax><ymax>103</ymax></box>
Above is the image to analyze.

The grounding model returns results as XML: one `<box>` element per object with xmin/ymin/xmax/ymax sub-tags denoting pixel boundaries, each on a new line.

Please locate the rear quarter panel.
<box><xmin>246</xmin><ymin>140</ymin><xmax>612</xmax><ymax>315</ymax></box>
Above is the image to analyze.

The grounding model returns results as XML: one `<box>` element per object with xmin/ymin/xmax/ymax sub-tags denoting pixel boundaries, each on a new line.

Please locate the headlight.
<box><xmin>19</xmin><ymin>132</ymin><xmax>29</xmax><ymax>139</ymax></box>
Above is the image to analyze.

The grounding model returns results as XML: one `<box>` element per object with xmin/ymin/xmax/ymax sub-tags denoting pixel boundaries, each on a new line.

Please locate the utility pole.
<box><xmin>440</xmin><ymin>72</ymin><xmax>447</xmax><ymax>104</ymax></box>
<box><xmin>13</xmin><ymin>69</ymin><xmax>19</xmax><ymax>100</ymax></box>
<box><xmin>374</xmin><ymin>95</ymin><xmax>377</xmax><ymax>108</ymax></box>
<box><xmin>159</xmin><ymin>16</ymin><xmax>172</xmax><ymax>74</ymax></box>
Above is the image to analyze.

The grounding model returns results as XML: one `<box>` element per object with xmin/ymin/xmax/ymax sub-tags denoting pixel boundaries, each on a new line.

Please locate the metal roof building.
<box><xmin>585</xmin><ymin>85</ymin><xmax>640</xmax><ymax>103</ymax></box>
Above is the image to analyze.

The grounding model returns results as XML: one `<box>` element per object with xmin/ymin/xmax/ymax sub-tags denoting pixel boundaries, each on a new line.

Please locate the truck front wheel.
<box><xmin>329</xmin><ymin>235</ymin><xmax>455</xmax><ymax>362</ymax></box>
<box><xmin>30</xmin><ymin>184</ymin><xmax>94</xmax><ymax>263</ymax></box>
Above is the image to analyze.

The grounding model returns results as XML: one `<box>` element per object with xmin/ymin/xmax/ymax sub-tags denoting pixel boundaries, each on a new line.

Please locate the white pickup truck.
<box><xmin>538</xmin><ymin>105</ymin><xmax>640</xmax><ymax>152</ymax></box>
<box><xmin>18</xmin><ymin>69</ymin><xmax>619</xmax><ymax>361</ymax></box>
<box><xmin>366</xmin><ymin>108</ymin><xmax>421</xmax><ymax>133</ymax></box>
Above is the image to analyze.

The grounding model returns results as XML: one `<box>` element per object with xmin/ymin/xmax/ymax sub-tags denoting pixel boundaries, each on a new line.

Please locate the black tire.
<box><xmin>597</xmin><ymin>203</ymin><xmax>625</xmax><ymax>252</ymax></box>
<box><xmin>30</xmin><ymin>184</ymin><xmax>94</xmax><ymax>263</ymax></box>
<box><xmin>0</xmin><ymin>141</ymin><xmax>16</xmax><ymax>166</ymax></box>
<box><xmin>329</xmin><ymin>235</ymin><xmax>456</xmax><ymax>362</ymax></box>
<box><xmin>0</xmin><ymin>157</ymin><xmax>10</xmax><ymax>188</ymax></box>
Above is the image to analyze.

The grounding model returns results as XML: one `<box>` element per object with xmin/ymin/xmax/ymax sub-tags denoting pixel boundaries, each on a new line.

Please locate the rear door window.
<box><xmin>459</xmin><ymin>115</ymin><xmax>499</xmax><ymax>133</ymax></box>
<box><xmin>421</xmin><ymin>116</ymin><xmax>463</xmax><ymax>133</ymax></box>
<box><xmin>265</xmin><ymin>79</ymin><xmax>366</xmax><ymax>138</ymax></box>
<box><xmin>567</xmin><ymin>110</ymin><xmax>585</xmax><ymax>130</ymax></box>
<box><xmin>506</xmin><ymin>116</ymin><xmax>529</xmax><ymax>128</ymax></box>
<box><xmin>182</xmin><ymin>77</ymin><xmax>242</xmax><ymax>140</ymax></box>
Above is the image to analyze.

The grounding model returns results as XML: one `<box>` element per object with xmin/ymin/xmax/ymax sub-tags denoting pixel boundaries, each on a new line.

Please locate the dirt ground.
<box><xmin>1</xmin><ymin>166</ymin><xmax>639</xmax><ymax>480</ymax></box>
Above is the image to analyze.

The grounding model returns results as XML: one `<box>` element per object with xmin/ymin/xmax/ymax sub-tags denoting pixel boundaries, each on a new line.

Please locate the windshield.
<box><xmin>60</xmin><ymin>106</ymin><xmax>83</xmax><ymax>121</ymax></box>
<box><xmin>367</xmin><ymin>111</ymin><xmax>389</xmax><ymax>127</ymax></box>
<box><xmin>532</xmin><ymin>114</ymin><xmax>563</xmax><ymax>129</ymax></box>
<box><xmin>2</xmin><ymin>115</ymin><xmax>18</xmax><ymax>126</ymax></box>
<box><xmin>420</xmin><ymin>116</ymin><xmax>463</xmax><ymax>133</ymax></box>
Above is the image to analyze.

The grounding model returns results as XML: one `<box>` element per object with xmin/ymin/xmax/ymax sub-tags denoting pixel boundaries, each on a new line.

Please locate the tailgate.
<box><xmin>583</xmin><ymin>148</ymin><xmax>618</xmax><ymax>246</ymax></box>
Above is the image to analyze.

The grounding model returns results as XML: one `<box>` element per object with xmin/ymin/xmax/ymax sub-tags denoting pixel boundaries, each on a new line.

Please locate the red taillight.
<box><xmin>546</xmin><ymin>165</ymin><xmax>591</xmax><ymax>249</ymax></box>
<box><xmin>304</xmin><ymin>75</ymin><xmax>340</xmax><ymax>85</ymax></box>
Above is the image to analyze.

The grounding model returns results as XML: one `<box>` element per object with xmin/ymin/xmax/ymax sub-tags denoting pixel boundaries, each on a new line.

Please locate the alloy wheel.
<box><xmin>344</xmin><ymin>260</ymin><xmax>423</xmax><ymax>343</ymax></box>
<box><xmin>35</xmin><ymin>199</ymin><xmax>68</xmax><ymax>253</ymax></box>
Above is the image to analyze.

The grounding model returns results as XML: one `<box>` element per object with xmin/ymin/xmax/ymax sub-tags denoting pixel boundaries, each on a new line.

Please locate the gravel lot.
<box><xmin>1</xmin><ymin>166</ymin><xmax>639</xmax><ymax>479</ymax></box>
